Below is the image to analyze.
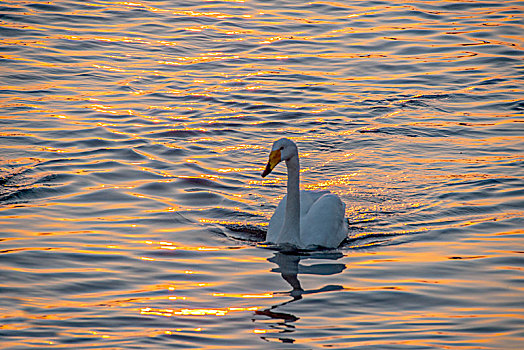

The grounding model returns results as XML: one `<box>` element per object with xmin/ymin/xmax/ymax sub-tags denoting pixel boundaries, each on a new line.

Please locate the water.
<box><xmin>1</xmin><ymin>0</ymin><xmax>523</xmax><ymax>348</ymax></box>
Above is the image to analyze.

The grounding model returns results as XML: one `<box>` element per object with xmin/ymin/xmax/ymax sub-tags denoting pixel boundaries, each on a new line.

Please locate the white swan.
<box><xmin>261</xmin><ymin>138</ymin><xmax>348</xmax><ymax>249</ymax></box>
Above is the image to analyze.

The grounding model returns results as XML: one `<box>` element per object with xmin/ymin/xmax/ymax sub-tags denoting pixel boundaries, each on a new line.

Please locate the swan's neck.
<box><xmin>278</xmin><ymin>153</ymin><xmax>301</xmax><ymax>246</ymax></box>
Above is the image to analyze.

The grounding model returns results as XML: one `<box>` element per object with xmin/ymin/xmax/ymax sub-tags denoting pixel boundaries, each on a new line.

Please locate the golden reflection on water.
<box><xmin>144</xmin><ymin>240</ymin><xmax>224</xmax><ymax>252</ymax></box>
<box><xmin>140</xmin><ymin>306</ymin><xmax>260</xmax><ymax>317</ymax></box>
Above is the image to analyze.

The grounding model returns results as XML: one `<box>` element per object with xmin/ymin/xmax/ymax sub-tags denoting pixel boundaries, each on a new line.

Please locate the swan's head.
<box><xmin>261</xmin><ymin>138</ymin><xmax>298</xmax><ymax>177</ymax></box>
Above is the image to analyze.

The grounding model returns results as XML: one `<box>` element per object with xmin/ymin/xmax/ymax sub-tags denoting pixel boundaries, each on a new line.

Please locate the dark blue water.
<box><xmin>1</xmin><ymin>0</ymin><xmax>523</xmax><ymax>348</ymax></box>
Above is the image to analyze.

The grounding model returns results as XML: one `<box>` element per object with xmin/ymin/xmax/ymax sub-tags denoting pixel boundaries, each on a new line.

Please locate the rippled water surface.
<box><xmin>1</xmin><ymin>0</ymin><xmax>523</xmax><ymax>348</ymax></box>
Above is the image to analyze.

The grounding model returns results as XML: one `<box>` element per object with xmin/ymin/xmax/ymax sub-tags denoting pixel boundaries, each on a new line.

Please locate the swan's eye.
<box><xmin>279</xmin><ymin>146</ymin><xmax>284</xmax><ymax>151</ymax></box>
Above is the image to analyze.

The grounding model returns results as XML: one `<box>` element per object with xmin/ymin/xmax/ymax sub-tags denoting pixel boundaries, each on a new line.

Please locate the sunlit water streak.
<box><xmin>1</xmin><ymin>0</ymin><xmax>523</xmax><ymax>348</ymax></box>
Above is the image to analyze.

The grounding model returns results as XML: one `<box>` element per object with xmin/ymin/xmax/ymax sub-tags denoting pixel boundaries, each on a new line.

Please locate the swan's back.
<box><xmin>266</xmin><ymin>190</ymin><xmax>348</xmax><ymax>248</ymax></box>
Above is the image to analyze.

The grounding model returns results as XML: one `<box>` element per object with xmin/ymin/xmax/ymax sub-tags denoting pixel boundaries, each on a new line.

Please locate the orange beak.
<box><xmin>261</xmin><ymin>149</ymin><xmax>281</xmax><ymax>177</ymax></box>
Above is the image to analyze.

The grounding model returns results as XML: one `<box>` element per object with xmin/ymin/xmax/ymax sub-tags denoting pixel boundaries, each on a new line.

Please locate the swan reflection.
<box><xmin>254</xmin><ymin>251</ymin><xmax>346</xmax><ymax>343</ymax></box>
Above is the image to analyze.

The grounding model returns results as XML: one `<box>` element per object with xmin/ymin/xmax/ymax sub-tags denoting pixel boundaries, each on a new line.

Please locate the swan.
<box><xmin>261</xmin><ymin>138</ymin><xmax>348</xmax><ymax>249</ymax></box>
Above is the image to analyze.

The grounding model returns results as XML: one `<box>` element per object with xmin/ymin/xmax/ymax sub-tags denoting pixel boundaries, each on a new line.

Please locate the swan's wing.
<box><xmin>300</xmin><ymin>193</ymin><xmax>348</xmax><ymax>248</ymax></box>
<box><xmin>299</xmin><ymin>190</ymin><xmax>330</xmax><ymax>217</ymax></box>
<box><xmin>266</xmin><ymin>195</ymin><xmax>286</xmax><ymax>243</ymax></box>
